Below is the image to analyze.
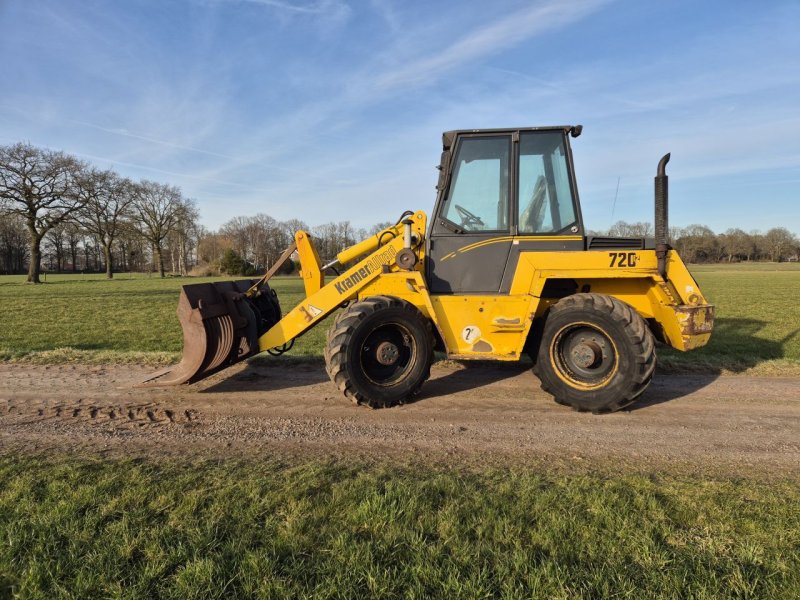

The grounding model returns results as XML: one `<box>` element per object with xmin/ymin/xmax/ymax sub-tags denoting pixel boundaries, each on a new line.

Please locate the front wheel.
<box><xmin>534</xmin><ymin>293</ymin><xmax>656</xmax><ymax>413</ymax></box>
<box><xmin>325</xmin><ymin>296</ymin><xmax>434</xmax><ymax>408</ymax></box>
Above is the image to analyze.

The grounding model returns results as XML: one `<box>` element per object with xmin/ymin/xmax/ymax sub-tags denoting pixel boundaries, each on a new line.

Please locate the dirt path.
<box><xmin>1</xmin><ymin>361</ymin><xmax>798</xmax><ymax>474</ymax></box>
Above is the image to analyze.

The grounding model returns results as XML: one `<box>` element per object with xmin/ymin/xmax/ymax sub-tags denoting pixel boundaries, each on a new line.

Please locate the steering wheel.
<box><xmin>454</xmin><ymin>204</ymin><xmax>485</xmax><ymax>229</ymax></box>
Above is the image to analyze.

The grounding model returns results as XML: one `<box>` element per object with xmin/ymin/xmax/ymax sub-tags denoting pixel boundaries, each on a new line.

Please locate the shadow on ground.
<box><xmin>199</xmin><ymin>359</ymin><xmax>329</xmax><ymax>394</ymax></box>
<box><xmin>688</xmin><ymin>318</ymin><xmax>798</xmax><ymax>370</ymax></box>
<box><xmin>629</xmin><ymin>317</ymin><xmax>798</xmax><ymax>411</ymax></box>
<box><xmin>627</xmin><ymin>374</ymin><xmax>720</xmax><ymax>411</ymax></box>
<box><xmin>417</xmin><ymin>361</ymin><xmax>529</xmax><ymax>403</ymax></box>
<box><xmin>192</xmin><ymin>317</ymin><xmax>797</xmax><ymax>410</ymax></box>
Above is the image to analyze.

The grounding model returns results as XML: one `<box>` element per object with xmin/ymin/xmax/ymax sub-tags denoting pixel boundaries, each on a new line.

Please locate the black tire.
<box><xmin>534</xmin><ymin>293</ymin><xmax>656</xmax><ymax>413</ymax></box>
<box><xmin>325</xmin><ymin>296</ymin><xmax>434</xmax><ymax>408</ymax></box>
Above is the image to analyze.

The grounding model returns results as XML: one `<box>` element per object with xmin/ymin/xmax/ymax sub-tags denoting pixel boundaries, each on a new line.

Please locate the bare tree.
<box><xmin>0</xmin><ymin>142</ymin><xmax>87</xmax><ymax>282</ymax></box>
<box><xmin>719</xmin><ymin>228</ymin><xmax>754</xmax><ymax>262</ymax></box>
<box><xmin>196</xmin><ymin>227</ymin><xmax>233</xmax><ymax>270</ymax></box>
<box><xmin>117</xmin><ymin>222</ymin><xmax>149</xmax><ymax>272</ymax></box>
<box><xmin>749</xmin><ymin>231</ymin><xmax>766</xmax><ymax>261</ymax></box>
<box><xmin>220</xmin><ymin>216</ymin><xmax>254</xmax><ymax>265</ymax></box>
<box><xmin>370</xmin><ymin>221</ymin><xmax>394</xmax><ymax>235</ymax></box>
<box><xmin>166</xmin><ymin>199</ymin><xmax>199</xmax><ymax>276</ymax></box>
<box><xmin>311</xmin><ymin>221</ymin><xmax>359</xmax><ymax>263</ymax></box>
<box><xmin>81</xmin><ymin>232</ymin><xmax>97</xmax><ymax>272</ymax></box>
<box><xmin>0</xmin><ymin>213</ymin><xmax>29</xmax><ymax>274</ymax></box>
<box><xmin>64</xmin><ymin>222</ymin><xmax>82</xmax><ymax>271</ymax></box>
<box><xmin>311</xmin><ymin>222</ymin><xmax>339</xmax><ymax>262</ymax></box>
<box><xmin>673</xmin><ymin>224</ymin><xmax>718</xmax><ymax>263</ymax></box>
<box><xmin>248</xmin><ymin>213</ymin><xmax>280</xmax><ymax>270</ymax></box>
<box><xmin>44</xmin><ymin>220</ymin><xmax>68</xmax><ymax>272</ymax></box>
<box><xmin>281</xmin><ymin>218</ymin><xmax>308</xmax><ymax>247</ymax></box>
<box><xmin>607</xmin><ymin>220</ymin><xmax>653</xmax><ymax>237</ymax></box>
<box><xmin>131</xmin><ymin>180</ymin><xmax>183</xmax><ymax>277</ymax></box>
<box><xmin>76</xmin><ymin>171</ymin><xmax>134</xmax><ymax>279</ymax></box>
<box><xmin>763</xmin><ymin>227</ymin><xmax>797</xmax><ymax>262</ymax></box>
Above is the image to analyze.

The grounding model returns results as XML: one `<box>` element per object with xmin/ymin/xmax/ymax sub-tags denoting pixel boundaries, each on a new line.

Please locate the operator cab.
<box><xmin>427</xmin><ymin>126</ymin><xmax>585</xmax><ymax>294</ymax></box>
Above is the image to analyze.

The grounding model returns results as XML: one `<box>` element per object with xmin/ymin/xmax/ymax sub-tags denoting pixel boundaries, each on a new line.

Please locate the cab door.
<box><xmin>427</xmin><ymin>134</ymin><xmax>513</xmax><ymax>294</ymax></box>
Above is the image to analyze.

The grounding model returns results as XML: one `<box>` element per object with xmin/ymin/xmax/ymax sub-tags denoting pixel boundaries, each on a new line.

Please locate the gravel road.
<box><xmin>1</xmin><ymin>361</ymin><xmax>798</xmax><ymax>474</ymax></box>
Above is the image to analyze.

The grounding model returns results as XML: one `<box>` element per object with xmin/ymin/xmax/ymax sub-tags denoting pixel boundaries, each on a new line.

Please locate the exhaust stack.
<box><xmin>655</xmin><ymin>153</ymin><xmax>670</xmax><ymax>280</ymax></box>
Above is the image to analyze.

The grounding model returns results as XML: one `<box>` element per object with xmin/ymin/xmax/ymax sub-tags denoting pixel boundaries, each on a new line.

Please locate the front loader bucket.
<box><xmin>138</xmin><ymin>279</ymin><xmax>281</xmax><ymax>387</ymax></box>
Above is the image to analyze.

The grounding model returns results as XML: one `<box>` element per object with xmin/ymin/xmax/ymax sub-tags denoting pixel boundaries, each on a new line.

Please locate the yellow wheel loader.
<box><xmin>142</xmin><ymin>126</ymin><xmax>713</xmax><ymax>413</ymax></box>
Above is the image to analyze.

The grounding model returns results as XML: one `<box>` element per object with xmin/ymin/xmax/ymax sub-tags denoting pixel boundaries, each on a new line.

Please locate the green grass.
<box><xmin>2</xmin><ymin>270</ymin><xmax>798</xmax><ymax>597</ymax></box>
<box><xmin>660</xmin><ymin>264</ymin><xmax>800</xmax><ymax>373</ymax></box>
<box><xmin>0</xmin><ymin>274</ymin><xmax>329</xmax><ymax>365</ymax></box>
<box><xmin>1</xmin><ymin>264</ymin><xmax>799</xmax><ymax>373</ymax></box>
<box><xmin>0</xmin><ymin>455</ymin><xmax>797</xmax><ymax>599</ymax></box>
<box><xmin>690</xmin><ymin>262</ymin><xmax>800</xmax><ymax>272</ymax></box>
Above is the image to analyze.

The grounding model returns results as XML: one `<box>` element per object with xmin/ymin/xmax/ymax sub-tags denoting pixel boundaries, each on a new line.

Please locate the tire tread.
<box><xmin>534</xmin><ymin>293</ymin><xmax>656</xmax><ymax>413</ymax></box>
<box><xmin>324</xmin><ymin>296</ymin><xmax>433</xmax><ymax>408</ymax></box>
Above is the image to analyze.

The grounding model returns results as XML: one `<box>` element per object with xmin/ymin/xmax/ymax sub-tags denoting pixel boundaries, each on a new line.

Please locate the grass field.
<box><xmin>2</xmin><ymin>267</ymin><xmax>799</xmax><ymax>597</ymax></box>
<box><xmin>1</xmin><ymin>264</ymin><xmax>799</xmax><ymax>373</ymax></box>
<box><xmin>0</xmin><ymin>274</ymin><xmax>327</xmax><ymax>365</ymax></box>
<box><xmin>0</xmin><ymin>456</ymin><xmax>798</xmax><ymax>599</ymax></box>
<box><xmin>660</xmin><ymin>263</ymin><xmax>800</xmax><ymax>372</ymax></box>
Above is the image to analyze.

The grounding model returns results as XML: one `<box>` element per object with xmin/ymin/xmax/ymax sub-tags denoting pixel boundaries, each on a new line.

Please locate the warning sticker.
<box><xmin>461</xmin><ymin>326</ymin><xmax>481</xmax><ymax>344</ymax></box>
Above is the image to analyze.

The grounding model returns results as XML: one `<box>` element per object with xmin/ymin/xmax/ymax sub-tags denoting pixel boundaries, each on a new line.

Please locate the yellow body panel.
<box><xmin>429</xmin><ymin>295</ymin><xmax>536</xmax><ymax>359</ymax></box>
<box><xmin>421</xmin><ymin>247</ymin><xmax>709</xmax><ymax>360</ymax></box>
<box><xmin>358</xmin><ymin>271</ymin><xmax>434</xmax><ymax>316</ymax></box>
<box><xmin>259</xmin><ymin>210</ymin><xmax>712</xmax><ymax>359</ymax></box>
<box><xmin>509</xmin><ymin>249</ymin><xmax>711</xmax><ymax>351</ymax></box>
<box><xmin>508</xmin><ymin>249</ymin><xmax>712</xmax><ymax>352</ymax></box>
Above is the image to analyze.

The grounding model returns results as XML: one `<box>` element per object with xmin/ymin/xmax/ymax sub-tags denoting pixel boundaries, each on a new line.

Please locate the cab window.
<box><xmin>518</xmin><ymin>132</ymin><xmax>576</xmax><ymax>234</ymax></box>
<box><xmin>441</xmin><ymin>136</ymin><xmax>510</xmax><ymax>232</ymax></box>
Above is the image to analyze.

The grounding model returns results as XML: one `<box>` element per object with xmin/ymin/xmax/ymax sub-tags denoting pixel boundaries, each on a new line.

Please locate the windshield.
<box><xmin>440</xmin><ymin>136</ymin><xmax>511</xmax><ymax>232</ymax></box>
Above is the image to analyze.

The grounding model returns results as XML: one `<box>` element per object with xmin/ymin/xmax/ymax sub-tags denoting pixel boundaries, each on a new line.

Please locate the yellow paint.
<box><xmin>295</xmin><ymin>231</ymin><xmax>324</xmax><ymax>297</ymax></box>
<box><xmin>259</xmin><ymin>210</ymin><xmax>712</xmax><ymax>359</ymax></box>
<box><xmin>429</xmin><ymin>295</ymin><xmax>537</xmax><ymax>359</ymax></box>
<box><xmin>337</xmin><ymin>223</ymin><xmax>402</xmax><ymax>265</ymax></box>
<box><xmin>258</xmin><ymin>212</ymin><xmax>428</xmax><ymax>351</ymax></box>
<box><xmin>509</xmin><ymin>249</ymin><xmax>713</xmax><ymax>351</ymax></box>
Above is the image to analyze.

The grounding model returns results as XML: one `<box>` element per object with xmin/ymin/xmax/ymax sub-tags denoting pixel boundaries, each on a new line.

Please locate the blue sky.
<box><xmin>2</xmin><ymin>0</ymin><xmax>798</xmax><ymax>234</ymax></box>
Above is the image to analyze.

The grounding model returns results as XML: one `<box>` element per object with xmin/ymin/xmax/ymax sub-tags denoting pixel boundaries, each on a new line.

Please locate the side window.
<box><xmin>441</xmin><ymin>136</ymin><xmax>510</xmax><ymax>232</ymax></box>
<box><xmin>518</xmin><ymin>132</ymin><xmax>577</xmax><ymax>234</ymax></box>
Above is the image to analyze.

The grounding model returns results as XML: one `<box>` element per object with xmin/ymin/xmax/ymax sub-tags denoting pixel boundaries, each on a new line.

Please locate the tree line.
<box><xmin>2</xmin><ymin>142</ymin><xmax>798</xmax><ymax>283</ymax></box>
<box><xmin>0</xmin><ymin>143</ymin><xmax>198</xmax><ymax>282</ymax></box>
<box><xmin>593</xmin><ymin>221</ymin><xmax>800</xmax><ymax>263</ymax></box>
<box><xmin>0</xmin><ymin>142</ymin><xmax>389</xmax><ymax>281</ymax></box>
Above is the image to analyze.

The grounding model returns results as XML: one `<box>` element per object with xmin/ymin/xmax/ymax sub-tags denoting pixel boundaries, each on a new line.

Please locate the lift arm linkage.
<box><xmin>257</xmin><ymin>211</ymin><xmax>427</xmax><ymax>352</ymax></box>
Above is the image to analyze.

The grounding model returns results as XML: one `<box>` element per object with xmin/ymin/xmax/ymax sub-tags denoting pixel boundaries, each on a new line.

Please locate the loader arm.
<box><xmin>141</xmin><ymin>124</ymin><xmax>715</xmax><ymax>415</ymax></box>
<box><xmin>259</xmin><ymin>211</ymin><xmax>428</xmax><ymax>351</ymax></box>
<box><xmin>138</xmin><ymin>211</ymin><xmax>427</xmax><ymax>388</ymax></box>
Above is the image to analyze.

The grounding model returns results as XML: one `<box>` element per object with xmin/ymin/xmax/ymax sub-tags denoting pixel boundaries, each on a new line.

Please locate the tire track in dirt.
<box><xmin>2</xmin><ymin>396</ymin><xmax>199</xmax><ymax>429</ymax></box>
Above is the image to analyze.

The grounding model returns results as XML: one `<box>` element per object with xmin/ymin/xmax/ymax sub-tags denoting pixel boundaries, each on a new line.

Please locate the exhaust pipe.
<box><xmin>655</xmin><ymin>153</ymin><xmax>670</xmax><ymax>280</ymax></box>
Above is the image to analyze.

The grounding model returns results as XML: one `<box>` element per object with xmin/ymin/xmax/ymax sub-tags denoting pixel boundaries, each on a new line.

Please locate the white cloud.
<box><xmin>69</xmin><ymin>119</ymin><xmax>237</xmax><ymax>160</ymax></box>
<box><xmin>5</xmin><ymin>0</ymin><xmax>798</xmax><ymax>234</ymax></box>
<box><xmin>372</xmin><ymin>0</ymin><xmax>610</xmax><ymax>92</ymax></box>
<box><xmin>217</xmin><ymin>0</ymin><xmax>352</xmax><ymax>27</ymax></box>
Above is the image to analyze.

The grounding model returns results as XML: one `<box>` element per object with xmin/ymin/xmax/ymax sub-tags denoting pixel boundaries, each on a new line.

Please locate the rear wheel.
<box><xmin>325</xmin><ymin>296</ymin><xmax>434</xmax><ymax>408</ymax></box>
<box><xmin>534</xmin><ymin>293</ymin><xmax>656</xmax><ymax>413</ymax></box>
